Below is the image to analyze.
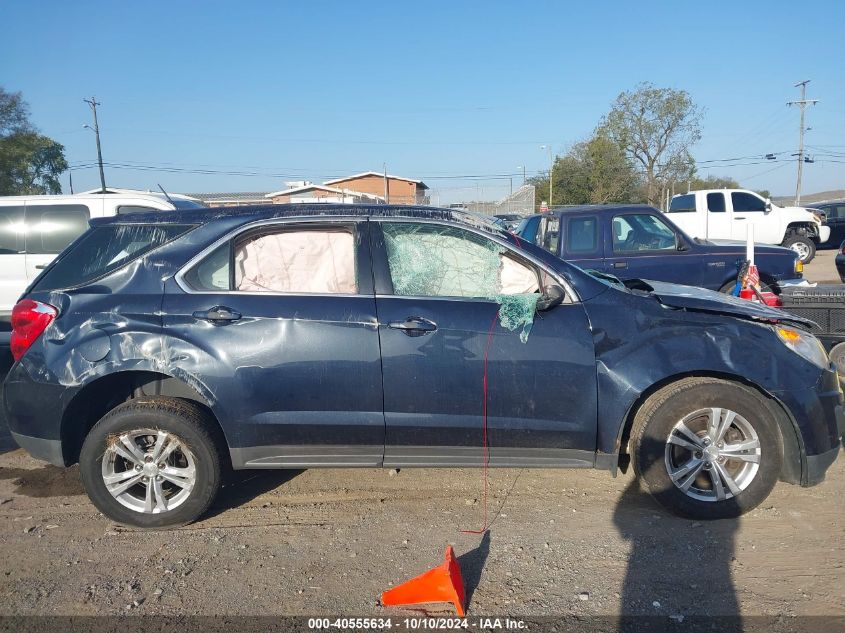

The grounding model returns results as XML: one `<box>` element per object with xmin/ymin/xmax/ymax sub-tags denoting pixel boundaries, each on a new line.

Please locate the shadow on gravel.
<box><xmin>204</xmin><ymin>469</ymin><xmax>304</xmax><ymax>519</ymax></box>
<box><xmin>457</xmin><ymin>530</ymin><xmax>490</xmax><ymax>608</ymax></box>
<box><xmin>0</xmin><ymin>463</ymin><xmax>85</xmax><ymax>497</ymax></box>
<box><xmin>614</xmin><ymin>470</ymin><xmax>741</xmax><ymax>632</ymax></box>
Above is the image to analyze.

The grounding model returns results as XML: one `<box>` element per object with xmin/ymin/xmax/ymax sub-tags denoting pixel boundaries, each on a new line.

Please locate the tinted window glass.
<box><xmin>731</xmin><ymin>192</ymin><xmax>766</xmax><ymax>212</ymax></box>
<box><xmin>381</xmin><ymin>222</ymin><xmax>539</xmax><ymax>298</ymax></box>
<box><xmin>117</xmin><ymin>205</ymin><xmax>161</xmax><ymax>215</ymax></box>
<box><xmin>0</xmin><ymin>206</ymin><xmax>25</xmax><ymax>254</ymax></box>
<box><xmin>707</xmin><ymin>193</ymin><xmax>726</xmax><ymax>213</ymax></box>
<box><xmin>566</xmin><ymin>217</ymin><xmax>598</xmax><ymax>253</ymax></box>
<box><xmin>33</xmin><ymin>224</ymin><xmax>193</xmax><ymax>291</ymax></box>
<box><xmin>171</xmin><ymin>199</ymin><xmax>207</xmax><ymax>210</ymax></box>
<box><xmin>541</xmin><ymin>216</ymin><xmax>560</xmax><ymax>253</ymax></box>
<box><xmin>25</xmin><ymin>204</ymin><xmax>90</xmax><ymax>254</ymax></box>
<box><xmin>668</xmin><ymin>194</ymin><xmax>696</xmax><ymax>213</ymax></box>
<box><xmin>234</xmin><ymin>229</ymin><xmax>357</xmax><ymax>294</ymax></box>
<box><xmin>183</xmin><ymin>243</ymin><xmax>231</xmax><ymax>291</ymax></box>
<box><xmin>612</xmin><ymin>214</ymin><xmax>677</xmax><ymax>253</ymax></box>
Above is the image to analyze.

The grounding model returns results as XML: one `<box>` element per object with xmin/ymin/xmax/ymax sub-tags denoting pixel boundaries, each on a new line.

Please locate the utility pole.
<box><xmin>540</xmin><ymin>145</ymin><xmax>553</xmax><ymax>207</ymax></box>
<box><xmin>787</xmin><ymin>80</ymin><xmax>818</xmax><ymax>206</ymax></box>
<box><xmin>383</xmin><ymin>162</ymin><xmax>389</xmax><ymax>204</ymax></box>
<box><xmin>83</xmin><ymin>97</ymin><xmax>107</xmax><ymax>193</ymax></box>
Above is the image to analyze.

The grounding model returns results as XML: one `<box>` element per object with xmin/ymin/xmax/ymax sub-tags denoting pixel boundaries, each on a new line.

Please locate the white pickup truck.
<box><xmin>666</xmin><ymin>189</ymin><xmax>829</xmax><ymax>263</ymax></box>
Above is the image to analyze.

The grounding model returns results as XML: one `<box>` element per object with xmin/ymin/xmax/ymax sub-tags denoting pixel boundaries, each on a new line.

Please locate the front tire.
<box><xmin>632</xmin><ymin>378</ymin><xmax>782</xmax><ymax>520</ymax></box>
<box><xmin>79</xmin><ymin>397</ymin><xmax>222</xmax><ymax>528</ymax></box>
<box><xmin>783</xmin><ymin>232</ymin><xmax>816</xmax><ymax>263</ymax></box>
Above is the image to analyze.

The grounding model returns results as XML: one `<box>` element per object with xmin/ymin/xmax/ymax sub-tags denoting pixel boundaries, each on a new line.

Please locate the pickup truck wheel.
<box><xmin>783</xmin><ymin>233</ymin><xmax>816</xmax><ymax>263</ymax></box>
<box><xmin>79</xmin><ymin>397</ymin><xmax>222</xmax><ymax>529</ymax></box>
<box><xmin>632</xmin><ymin>378</ymin><xmax>782</xmax><ymax>520</ymax></box>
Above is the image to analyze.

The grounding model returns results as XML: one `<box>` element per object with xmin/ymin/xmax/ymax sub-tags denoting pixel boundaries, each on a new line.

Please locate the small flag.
<box><xmin>745</xmin><ymin>263</ymin><xmax>760</xmax><ymax>290</ymax></box>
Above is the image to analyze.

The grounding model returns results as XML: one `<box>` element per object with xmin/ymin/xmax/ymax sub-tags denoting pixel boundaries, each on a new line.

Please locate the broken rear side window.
<box><xmin>33</xmin><ymin>224</ymin><xmax>193</xmax><ymax>291</ymax></box>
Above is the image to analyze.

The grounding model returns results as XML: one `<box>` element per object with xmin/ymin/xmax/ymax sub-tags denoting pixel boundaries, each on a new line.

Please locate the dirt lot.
<box><xmin>0</xmin><ymin>424</ymin><xmax>843</xmax><ymax>619</ymax></box>
<box><xmin>0</xmin><ymin>252</ymin><xmax>842</xmax><ymax>622</ymax></box>
<box><xmin>803</xmin><ymin>247</ymin><xmax>841</xmax><ymax>285</ymax></box>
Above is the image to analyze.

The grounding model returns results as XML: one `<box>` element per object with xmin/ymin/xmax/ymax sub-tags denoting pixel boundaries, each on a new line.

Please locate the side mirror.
<box><xmin>676</xmin><ymin>236</ymin><xmax>690</xmax><ymax>251</ymax></box>
<box><xmin>536</xmin><ymin>284</ymin><xmax>565</xmax><ymax>311</ymax></box>
<box><xmin>765</xmin><ymin>199</ymin><xmax>772</xmax><ymax>213</ymax></box>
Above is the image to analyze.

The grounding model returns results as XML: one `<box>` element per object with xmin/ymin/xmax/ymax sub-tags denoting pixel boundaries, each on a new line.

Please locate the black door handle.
<box><xmin>192</xmin><ymin>306</ymin><xmax>242</xmax><ymax>322</ymax></box>
<box><xmin>613</xmin><ymin>261</ymin><xmax>628</xmax><ymax>269</ymax></box>
<box><xmin>388</xmin><ymin>316</ymin><xmax>437</xmax><ymax>336</ymax></box>
<box><xmin>35</xmin><ymin>264</ymin><xmax>48</xmax><ymax>270</ymax></box>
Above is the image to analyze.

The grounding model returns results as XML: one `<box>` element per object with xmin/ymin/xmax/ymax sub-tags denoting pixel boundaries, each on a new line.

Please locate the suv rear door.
<box><xmin>163</xmin><ymin>219</ymin><xmax>385</xmax><ymax>468</ymax></box>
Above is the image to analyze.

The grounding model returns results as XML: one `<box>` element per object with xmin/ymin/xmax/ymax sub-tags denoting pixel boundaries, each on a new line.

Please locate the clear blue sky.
<box><xmin>2</xmin><ymin>0</ymin><xmax>844</xmax><ymax>203</ymax></box>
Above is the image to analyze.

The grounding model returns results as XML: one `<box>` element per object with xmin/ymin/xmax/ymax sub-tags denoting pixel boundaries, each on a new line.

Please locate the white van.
<box><xmin>0</xmin><ymin>192</ymin><xmax>204</xmax><ymax>318</ymax></box>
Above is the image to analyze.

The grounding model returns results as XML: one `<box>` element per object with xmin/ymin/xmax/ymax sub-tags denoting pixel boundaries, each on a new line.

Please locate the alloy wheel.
<box><xmin>664</xmin><ymin>407</ymin><xmax>761</xmax><ymax>502</ymax></box>
<box><xmin>789</xmin><ymin>241</ymin><xmax>811</xmax><ymax>261</ymax></box>
<box><xmin>101</xmin><ymin>429</ymin><xmax>197</xmax><ymax>514</ymax></box>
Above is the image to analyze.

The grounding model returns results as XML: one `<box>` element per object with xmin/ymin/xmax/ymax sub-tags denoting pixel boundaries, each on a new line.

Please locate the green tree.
<box><xmin>0</xmin><ymin>87</ymin><xmax>67</xmax><ymax>195</ymax></box>
<box><xmin>600</xmin><ymin>82</ymin><xmax>702</xmax><ymax>207</ymax></box>
<box><xmin>686</xmin><ymin>174</ymin><xmax>741</xmax><ymax>191</ymax></box>
<box><xmin>527</xmin><ymin>132</ymin><xmax>642</xmax><ymax>208</ymax></box>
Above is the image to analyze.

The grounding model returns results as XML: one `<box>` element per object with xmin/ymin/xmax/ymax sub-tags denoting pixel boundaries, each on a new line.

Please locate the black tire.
<box><xmin>782</xmin><ymin>232</ymin><xmax>816</xmax><ymax>264</ymax></box>
<box><xmin>631</xmin><ymin>377</ymin><xmax>782</xmax><ymax>520</ymax></box>
<box><xmin>79</xmin><ymin>397</ymin><xmax>222</xmax><ymax>529</ymax></box>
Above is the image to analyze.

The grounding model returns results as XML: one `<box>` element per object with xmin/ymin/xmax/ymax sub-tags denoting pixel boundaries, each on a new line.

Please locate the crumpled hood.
<box><xmin>629</xmin><ymin>279</ymin><xmax>815</xmax><ymax>328</ymax></box>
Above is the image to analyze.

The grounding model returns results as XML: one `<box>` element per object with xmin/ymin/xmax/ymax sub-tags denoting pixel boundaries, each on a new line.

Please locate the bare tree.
<box><xmin>600</xmin><ymin>82</ymin><xmax>702</xmax><ymax>207</ymax></box>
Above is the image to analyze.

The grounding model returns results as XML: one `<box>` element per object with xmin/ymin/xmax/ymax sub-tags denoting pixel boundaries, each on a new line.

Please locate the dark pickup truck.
<box><xmin>515</xmin><ymin>204</ymin><xmax>803</xmax><ymax>292</ymax></box>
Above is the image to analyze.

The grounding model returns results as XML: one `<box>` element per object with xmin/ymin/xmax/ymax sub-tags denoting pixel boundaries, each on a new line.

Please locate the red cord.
<box><xmin>461</xmin><ymin>311</ymin><xmax>498</xmax><ymax>535</ymax></box>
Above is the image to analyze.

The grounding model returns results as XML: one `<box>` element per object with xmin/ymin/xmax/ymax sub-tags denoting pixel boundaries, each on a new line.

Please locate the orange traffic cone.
<box><xmin>381</xmin><ymin>546</ymin><xmax>466</xmax><ymax>617</ymax></box>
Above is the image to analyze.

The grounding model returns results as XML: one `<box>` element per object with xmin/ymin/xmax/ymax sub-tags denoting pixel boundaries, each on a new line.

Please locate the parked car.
<box><xmin>0</xmin><ymin>192</ymin><xmax>206</xmax><ymax>319</ymax></box>
<box><xmin>515</xmin><ymin>205</ymin><xmax>803</xmax><ymax>293</ymax></box>
<box><xmin>811</xmin><ymin>200</ymin><xmax>845</xmax><ymax>247</ymax></box>
<box><xmin>492</xmin><ymin>213</ymin><xmax>523</xmax><ymax>231</ymax></box>
<box><xmin>835</xmin><ymin>239</ymin><xmax>845</xmax><ymax>282</ymax></box>
<box><xmin>666</xmin><ymin>189</ymin><xmax>830</xmax><ymax>263</ymax></box>
<box><xmin>4</xmin><ymin>205</ymin><xmax>842</xmax><ymax>528</ymax></box>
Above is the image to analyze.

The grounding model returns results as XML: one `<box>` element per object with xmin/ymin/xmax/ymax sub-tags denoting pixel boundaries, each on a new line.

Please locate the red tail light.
<box><xmin>10</xmin><ymin>299</ymin><xmax>58</xmax><ymax>361</ymax></box>
<box><xmin>841</xmin><ymin>244</ymin><xmax>845</xmax><ymax>256</ymax></box>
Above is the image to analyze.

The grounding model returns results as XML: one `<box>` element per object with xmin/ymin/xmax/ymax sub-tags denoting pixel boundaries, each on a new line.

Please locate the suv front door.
<box><xmin>371</xmin><ymin>220</ymin><xmax>598</xmax><ymax>467</ymax></box>
<box><xmin>163</xmin><ymin>220</ymin><xmax>385</xmax><ymax>468</ymax></box>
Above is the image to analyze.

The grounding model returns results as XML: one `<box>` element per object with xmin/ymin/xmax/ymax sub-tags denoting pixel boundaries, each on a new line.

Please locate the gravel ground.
<box><xmin>803</xmin><ymin>248</ymin><xmax>841</xmax><ymax>285</ymax></box>
<box><xmin>0</xmin><ymin>432</ymin><xmax>842</xmax><ymax>618</ymax></box>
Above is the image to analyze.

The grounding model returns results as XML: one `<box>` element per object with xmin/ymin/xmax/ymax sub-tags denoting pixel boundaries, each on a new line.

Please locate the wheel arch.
<box><xmin>785</xmin><ymin>222</ymin><xmax>819</xmax><ymax>238</ymax></box>
<box><xmin>611</xmin><ymin>370</ymin><xmax>804</xmax><ymax>485</ymax></box>
<box><xmin>60</xmin><ymin>370</ymin><xmax>231</xmax><ymax>467</ymax></box>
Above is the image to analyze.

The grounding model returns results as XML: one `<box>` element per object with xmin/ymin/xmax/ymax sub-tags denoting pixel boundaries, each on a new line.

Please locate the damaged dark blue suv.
<box><xmin>4</xmin><ymin>205</ymin><xmax>844</xmax><ymax>528</ymax></box>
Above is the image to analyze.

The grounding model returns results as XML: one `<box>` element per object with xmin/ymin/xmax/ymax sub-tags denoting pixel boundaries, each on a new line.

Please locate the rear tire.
<box><xmin>783</xmin><ymin>232</ymin><xmax>816</xmax><ymax>263</ymax></box>
<box><xmin>632</xmin><ymin>378</ymin><xmax>782</xmax><ymax>520</ymax></box>
<box><xmin>79</xmin><ymin>397</ymin><xmax>222</xmax><ymax>529</ymax></box>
